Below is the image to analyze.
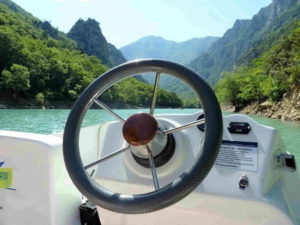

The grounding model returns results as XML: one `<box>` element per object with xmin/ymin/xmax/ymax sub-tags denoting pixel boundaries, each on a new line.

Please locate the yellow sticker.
<box><xmin>0</xmin><ymin>168</ymin><xmax>13</xmax><ymax>189</ymax></box>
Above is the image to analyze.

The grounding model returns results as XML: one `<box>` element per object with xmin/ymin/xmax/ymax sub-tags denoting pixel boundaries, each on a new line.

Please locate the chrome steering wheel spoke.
<box><xmin>150</xmin><ymin>72</ymin><xmax>161</xmax><ymax>115</ymax></box>
<box><xmin>84</xmin><ymin>145</ymin><xmax>130</xmax><ymax>169</ymax></box>
<box><xmin>146</xmin><ymin>145</ymin><xmax>160</xmax><ymax>190</ymax></box>
<box><xmin>93</xmin><ymin>99</ymin><xmax>125</xmax><ymax>122</ymax></box>
<box><xmin>162</xmin><ymin>118</ymin><xmax>205</xmax><ymax>135</ymax></box>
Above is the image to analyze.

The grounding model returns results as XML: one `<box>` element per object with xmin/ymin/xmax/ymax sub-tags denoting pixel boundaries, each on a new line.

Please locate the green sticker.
<box><xmin>0</xmin><ymin>168</ymin><xmax>13</xmax><ymax>189</ymax></box>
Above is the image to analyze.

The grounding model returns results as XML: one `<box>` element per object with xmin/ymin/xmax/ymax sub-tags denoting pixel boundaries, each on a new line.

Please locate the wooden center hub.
<box><xmin>122</xmin><ymin>113</ymin><xmax>158</xmax><ymax>146</ymax></box>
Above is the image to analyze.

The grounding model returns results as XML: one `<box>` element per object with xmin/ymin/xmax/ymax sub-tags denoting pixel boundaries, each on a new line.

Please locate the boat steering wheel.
<box><xmin>63</xmin><ymin>59</ymin><xmax>223</xmax><ymax>214</ymax></box>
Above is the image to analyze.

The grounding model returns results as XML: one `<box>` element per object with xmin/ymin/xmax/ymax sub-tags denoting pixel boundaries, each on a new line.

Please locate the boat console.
<box><xmin>91</xmin><ymin>112</ymin><xmax>300</xmax><ymax>225</ymax></box>
<box><xmin>0</xmin><ymin>59</ymin><xmax>299</xmax><ymax>225</ymax></box>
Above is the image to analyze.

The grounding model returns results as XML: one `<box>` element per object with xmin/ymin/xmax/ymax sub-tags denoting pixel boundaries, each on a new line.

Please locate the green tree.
<box><xmin>35</xmin><ymin>92</ymin><xmax>45</xmax><ymax>105</ymax></box>
<box><xmin>1</xmin><ymin>64</ymin><xmax>30</xmax><ymax>99</ymax></box>
<box><xmin>215</xmin><ymin>72</ymin><xmax>243</xmax><ymax>110</ymax></box>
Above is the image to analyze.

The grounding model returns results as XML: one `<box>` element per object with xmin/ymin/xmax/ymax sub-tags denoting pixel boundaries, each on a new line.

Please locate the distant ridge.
<box><xmin>120</xmin><ymin>36</ymin><xmax>218</xmax><ymax>65</ymax></box>
<box><xmin>120</xmin><ymin>36</ymin><xmax>218</xmax><ymax>102</ymax></box>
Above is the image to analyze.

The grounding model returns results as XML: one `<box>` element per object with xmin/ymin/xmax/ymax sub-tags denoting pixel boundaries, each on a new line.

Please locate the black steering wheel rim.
<box><xmin>63</xmin><ymin>59</ymin><xmax>223</xmax><ymax>214</ymax></box>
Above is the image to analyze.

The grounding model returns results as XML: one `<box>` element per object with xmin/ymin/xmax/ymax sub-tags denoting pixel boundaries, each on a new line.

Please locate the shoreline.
<box><xmin>221</xmin><ymin>88</ymin><xmax>300</xmax><ymax>124</ymax></box>
<box><xmin>0</xmin><ymin>100</ymin><xmax>72</xmax><ymax>109</ymax></box>
<box><xmin>0</xmin><ymin>100</ymin><xmax>185</xmax><ymax>110</ymax></box>
<box><xmin>1</xmin><ymin>98</ymin><xmax>299</xmax><ymax>124</ymax></box>
<box><xmin>222</xmin><ymin>105</ymin><xmax>300</xmax><ymax>124</ymax></box>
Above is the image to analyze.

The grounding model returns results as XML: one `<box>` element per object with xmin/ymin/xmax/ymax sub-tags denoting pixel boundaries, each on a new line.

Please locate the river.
<box><xmin>0</xmin><ymin>109</ymin><xmax>299</xmax><ymax>166</ymax></box>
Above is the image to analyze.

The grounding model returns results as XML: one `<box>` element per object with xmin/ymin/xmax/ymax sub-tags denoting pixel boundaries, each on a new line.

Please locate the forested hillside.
<box><xmin>213</xmin><ymin>0</ymin><xmax>300</xmax><ymax>117</ymax></box>
<box><xmin>189</xmin><ymin>0</ymin><xmax>300</xmax><ymax>85</ymax></box>
<box><xmin>0</xmin><ymin>0</ymin><xmax>182</xmax><ymax>108</ymax></box>
<box><xmin>216</xmin><ymin>20</ymin><xmax>300</xmax><ymax>111</ymax></box>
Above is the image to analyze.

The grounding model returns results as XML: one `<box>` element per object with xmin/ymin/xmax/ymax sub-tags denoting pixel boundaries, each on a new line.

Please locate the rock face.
<box><xmin>107</xmin><ymin>43</ymin><xmax>126</xmax><ymax>67</ymax></box>
<box><xmin>241</xmin><ymin>88</ymin><xmax>300</xmax><ymax>123</ymax></box>
<box><xmin>68</xmin><ymin>18</ymin><xmax>126</xmax><ymax>67</ymax></box>
<box><xmin>266</xmin><ymin>0</ymin><xmax>297</xmax><ymax>25</ymax></box>
<box><xmin>189</xmin><ymin>0</ymin><xmax>300</xmax><ymax>84</ymax></box>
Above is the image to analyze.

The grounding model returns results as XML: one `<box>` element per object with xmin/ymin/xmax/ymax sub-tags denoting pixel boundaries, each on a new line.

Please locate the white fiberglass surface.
<box><xmin>75</xmin><ymin>112</ymin><xmax>300</xmax><ymax>225</ymax></box>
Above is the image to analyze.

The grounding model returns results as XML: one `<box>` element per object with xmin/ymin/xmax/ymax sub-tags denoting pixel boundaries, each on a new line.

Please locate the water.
<box><xmin>0</xmin><ymin>108</ymin><xmax>198</xmax><ymax>134</ymax></box>
<box><xmin>0</xmin><ymin>109</ymin><xmax>299</xmax><ymax>166</ymax></box>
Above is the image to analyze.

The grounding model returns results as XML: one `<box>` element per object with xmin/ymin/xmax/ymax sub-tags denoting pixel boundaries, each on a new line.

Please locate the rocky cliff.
<box><xmin>241</xmin><ymin>87</ymin><xmax>300</xmax><ymax>122</ymax></box>
<box><xmin>68</xmin><ymin>18</ymin><xmax>126</xmax><ymax>67</ymax></box>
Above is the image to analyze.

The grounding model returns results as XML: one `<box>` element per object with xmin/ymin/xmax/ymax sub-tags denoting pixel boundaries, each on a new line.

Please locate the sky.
<box><xmin>13</xmin><ymin>0</ymin><xmax>272</xmax><ymax>48</ymax></box>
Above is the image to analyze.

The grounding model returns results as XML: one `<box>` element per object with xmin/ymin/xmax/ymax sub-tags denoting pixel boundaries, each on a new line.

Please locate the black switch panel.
<box><xmin>284</xmin><ymin>154</ymin><xmax>297</xmax><ymax>171</ymax></box>
<box><xmin>227</xmin><ymin>122</ymin><xmax>251</xmax><ymax>134</ymax></box>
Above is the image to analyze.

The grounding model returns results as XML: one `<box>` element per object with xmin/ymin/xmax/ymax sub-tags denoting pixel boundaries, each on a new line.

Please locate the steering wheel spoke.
<box><xmin>146</xmin><ymin>145</ymin><xmax>160</xmax><ymax>190</ymax></box>
<box><xmin>84</xmin><ymin>145</ymin><xmax>130</xmax><ymax>169</ymax></box>
<box><xmin>150</xmin><ymin>72</ymin><xmax>161</xmax><ymax>115</ymax></box>
<box><xmin>93</xmin><ymin>99</ymin><xmax>125</xmax><ymax>122</ymax></box>
<box><xmin>162</xmin><ymin>118</ymin><xmax>205</xmax><ymax>135</ymax></box>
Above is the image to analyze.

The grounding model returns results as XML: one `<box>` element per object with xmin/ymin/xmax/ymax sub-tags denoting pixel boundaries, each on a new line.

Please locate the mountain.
<box><xmin>213</xmin><ymin>0</ymin><xmax>300</xmax><ymax>122</ymax></box>
<box><xmin>215</xmin><ymin>18</ymin><xmax>300</xmax><ymax>120</ymax></box>
<box><xmin>121</xmin><ymin>36</ymin><xmax>218</xmax><ymax>65</ymax></box>
<box><xmin>0</xmin><ymin>0</ymin><xmax>107</xmax><ymax>103</ymax></box>
<box><xmin>0</xmin><ymin>0</ymin><xmax>182</xmax><ymax>108</ymax></box>
<box><xmin>189</xmin><ymin>0</ymin><xmax>300</xmax><ymax>85</ymax></box>
<box><xmin>68</xmin><ymin>18</ymin><xmax>126</xmax><ymax>67</ymax></box>
<box><xmin>107</xmin><ymin>43</ymin><xmax>126</xmax><ymax>67</ymax></box>
<box><xmin>0</xmin><ymin>0</ymin><xmax>35</xmax><ymax>19</ymax></box>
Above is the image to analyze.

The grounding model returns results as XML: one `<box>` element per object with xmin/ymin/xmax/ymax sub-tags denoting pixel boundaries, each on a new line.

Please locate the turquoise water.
<box><xmin>0</xmin><ymin>108</ymin><xmax>198</xmax><ymax>134</ymax></box>
<box><xmin>0</xmin><ymin>109</ymin><xmax>299</xmax><ymax>166</ymax></box>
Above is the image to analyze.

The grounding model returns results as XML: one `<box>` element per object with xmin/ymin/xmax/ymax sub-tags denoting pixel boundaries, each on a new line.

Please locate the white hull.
<box><xmin>1</xmin><ymin>113</ymin><xmax>299</xmax><ymax>224</ymax></box>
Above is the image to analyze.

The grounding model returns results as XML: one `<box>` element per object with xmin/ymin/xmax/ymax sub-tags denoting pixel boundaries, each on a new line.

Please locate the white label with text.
<box><xmin>215</xmin><ymin>140</ymin><xmax>258</xmax><ymax>172</ymax></box>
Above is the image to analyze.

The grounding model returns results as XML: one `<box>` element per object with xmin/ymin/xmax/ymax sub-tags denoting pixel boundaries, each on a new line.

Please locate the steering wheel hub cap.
<box><xmin>122</xmin><ymin>113</ymin><xmax>158</xmax><ymax>146</ymax></box>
